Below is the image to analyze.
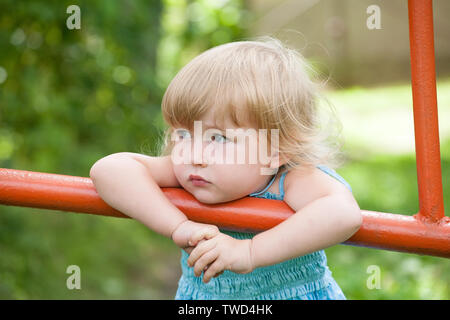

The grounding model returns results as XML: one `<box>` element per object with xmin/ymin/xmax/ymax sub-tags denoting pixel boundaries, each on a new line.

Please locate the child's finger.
<box><xmin>189</xmin><ymin>226</ymin><xmax>219</xmax><ymax>246</ymax></box>
<box><xmin>213</xmin><ymin>270</ymin><xmax>224</xmax><ymax>278</ymax></box>
<box><xmin>193</xmin><ymin>248</ymin><xmax>219</xmax><ymax>277</ymax></box>
<box><xmin>192</xmin><ymin>226</ymin><xmax>219</xmax><ymax>245</ymax></box>
<box><xmin>203</xmin><ymin>259</ymin><xmax>224</xmax><ymax>283</ymax></box>
<box><xmin>187</xmin><ymin>239</ymin><xmax>216</xmax><ymax>268</ymax></box>
<box><xmin>183</xmin><ymin>239</ymin><xmax>206</xmax><ymax>255</ymax></box>
<box><xmin>183</xmin><ymin>246</ymin><xmax>194</xmax><ymax>255</ymax></box>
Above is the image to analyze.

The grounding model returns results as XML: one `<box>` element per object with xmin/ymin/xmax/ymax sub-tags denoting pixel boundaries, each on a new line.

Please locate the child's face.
<box><xmin>170</xmin><ymin>109</ymin><xmax>278</xmax><ymax>204</ymax></box>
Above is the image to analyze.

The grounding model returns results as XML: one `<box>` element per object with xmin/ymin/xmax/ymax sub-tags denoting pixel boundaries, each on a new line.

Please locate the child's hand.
<box><xmin>187</xmin><ymin>232</ymin><xmax>254</xmax><ymax>283</ymax></box>
<box><xmin>171</xmin><ymin>220</ymin><xmax>219</xmax><ymax>254</ymax></box>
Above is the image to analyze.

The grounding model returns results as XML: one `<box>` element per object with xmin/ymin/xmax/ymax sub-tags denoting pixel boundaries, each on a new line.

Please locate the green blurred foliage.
<box><xmin>0</xmin><ymin>0</ymin><xmax>448</xmax><ymax>300</ymax></box>
<box><xmin>0</xmin><ymin>0</ymin><xmax>165</xmax><ymax>176</ymax></box>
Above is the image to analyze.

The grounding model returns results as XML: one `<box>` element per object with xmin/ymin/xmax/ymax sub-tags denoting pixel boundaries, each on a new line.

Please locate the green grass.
<box><xmin>323</xmin><ymin>78</ymin><xmax>450</xmax><ymax>156</ymax></box>
<box><xmin>1</xmin><ymin>80</ymin><xmax>449</xmax><ymax>299</ymax></box>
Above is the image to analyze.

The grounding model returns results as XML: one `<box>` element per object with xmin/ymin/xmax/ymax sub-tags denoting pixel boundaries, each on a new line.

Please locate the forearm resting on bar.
<box><xmin>89</xmin><ymin>156</ymin><xmax>187</xmax><ymax>239</ymax></box>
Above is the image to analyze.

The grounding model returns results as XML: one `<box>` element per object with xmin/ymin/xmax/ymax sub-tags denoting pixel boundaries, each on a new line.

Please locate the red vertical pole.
<box><xmin>408</xmin><ymin>0</ymin><xmax>446</xmax><ymax>223</ymax></box>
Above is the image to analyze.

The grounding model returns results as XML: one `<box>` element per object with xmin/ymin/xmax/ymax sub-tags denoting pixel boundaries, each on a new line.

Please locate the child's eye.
<box><xmin>211</xmin><ymin>133</ymin><xmax>229</xmax><ymax>144</ymax></box>
<box><xmin>174</xmin><ymin>129</ymin><xmax>191</xmax><ymax>141</ymax></box>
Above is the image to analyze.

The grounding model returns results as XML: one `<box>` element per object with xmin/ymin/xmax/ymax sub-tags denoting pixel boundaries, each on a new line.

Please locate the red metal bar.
<box><xmin>1</xmin><ymin>168</ymin><xmax>449</xmax><ymax>258</ymax></box>
<box><xmin>408</xmin><ymin>0</ymin><xmax>446</xmax><ymax>223</ymax></box>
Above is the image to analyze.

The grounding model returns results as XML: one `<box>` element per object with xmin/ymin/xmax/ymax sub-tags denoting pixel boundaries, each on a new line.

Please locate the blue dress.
<box><xmin>175</xmin><ymin>164</ymin><xmax>352</xmax><ymax>300</ymax></box>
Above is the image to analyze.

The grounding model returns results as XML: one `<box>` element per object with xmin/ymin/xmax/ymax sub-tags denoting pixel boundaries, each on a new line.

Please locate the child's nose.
<box><xmin>191</xmin><ymin>139</ymin><xmax>209</xmax><ymax>167</ymax></box>
<box><xmin>193</xmin><ymin>161</ymin><xmax>208</xmax><ymax>168</ymax></box>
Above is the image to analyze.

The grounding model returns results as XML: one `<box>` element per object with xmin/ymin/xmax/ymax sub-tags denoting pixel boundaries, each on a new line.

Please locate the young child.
<box><xmin>89</xmin><ymin>36</ymin><xmax>362</xmax><ymax>300</ymax></box>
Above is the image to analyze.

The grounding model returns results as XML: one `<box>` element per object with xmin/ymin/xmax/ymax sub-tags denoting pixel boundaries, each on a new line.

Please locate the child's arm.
<box><xmin>250</xmin><ymin>168</ymin><xmax>362</xmax><ymax>268</ymax></box>
<box><xmin>89</xmin><ymin>152</ymin><xmax>219</xmax><ymax>251</ymax></box>
<box><xmin>250</xmin><ymin>190</ymin><xmax>361</xmax><ymax>269</ymax></box>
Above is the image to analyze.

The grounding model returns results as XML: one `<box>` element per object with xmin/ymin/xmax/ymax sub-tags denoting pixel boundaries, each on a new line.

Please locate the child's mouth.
<box><xmin>190</xmin><ymin>179</ymin><xmax>210</xmax><ymax>187</ymax></box>
<box><xmin>189</xmin><ymin>174</ymin><xmax>210</xmax><ymax>187</ymax></box>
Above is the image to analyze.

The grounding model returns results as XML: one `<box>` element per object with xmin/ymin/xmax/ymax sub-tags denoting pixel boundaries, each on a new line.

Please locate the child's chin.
<box><xmin>187</xmin><ymin>189</ymin><xmax>214</xmax><ymax>204</ymax></box>
<box><xmin>200</xmin><ymin>195</ymin><xmax>241</xmax><ymax>205</ymax></box>
<box><xmin>192</xmin><ymin>192</ymin><xmax>227</xmax><ymax>205</ymax></box>
<box><xmin>195</xmin><ymin>195</ymin><xmax>219</xmax><ymax>204</ymax></box>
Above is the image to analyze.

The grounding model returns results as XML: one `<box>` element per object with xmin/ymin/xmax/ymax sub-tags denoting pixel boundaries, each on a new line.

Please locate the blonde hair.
<box><xmin>157</xmin><ymin>36</ymin><xmax>346</xmax><ymax>171</ymax></box>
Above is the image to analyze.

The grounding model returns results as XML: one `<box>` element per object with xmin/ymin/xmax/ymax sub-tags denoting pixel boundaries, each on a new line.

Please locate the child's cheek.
<box><xmin>170</xmin><ymin>140</ymin><xmax>192</xmax><ymax>165</ymax></box>
<box><xmin>222</xmin><ymin>141</ymin><xmax>240</xmax><ymax>164</ymax></box>
<box><xmin>204</xmin><ymin>142</ymin><xmax>241</xmax><ymax>165</ymax></box>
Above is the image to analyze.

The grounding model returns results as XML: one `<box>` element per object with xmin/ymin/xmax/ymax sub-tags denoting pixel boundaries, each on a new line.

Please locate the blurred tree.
<box><xmin>0</xmin><ymin>0</ymin><xmax>164</xmax><ymax>176</ymax></box>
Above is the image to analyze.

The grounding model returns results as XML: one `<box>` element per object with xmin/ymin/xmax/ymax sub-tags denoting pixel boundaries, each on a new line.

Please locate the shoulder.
<box><xmin>283</xmin><ymin>165</ymin><xmax>354</xmax><ymax>212</ymax></box>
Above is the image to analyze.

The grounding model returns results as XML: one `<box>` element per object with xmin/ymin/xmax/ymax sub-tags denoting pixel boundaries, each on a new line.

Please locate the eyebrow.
<box><xmin>203</xmin><ymin>123</ymin><xmax>225</xmax><ymax>131</ymax></box>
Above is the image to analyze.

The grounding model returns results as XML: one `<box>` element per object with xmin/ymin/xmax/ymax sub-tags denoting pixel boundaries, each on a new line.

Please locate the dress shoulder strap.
<box><xmin>316</xmin><ymin>165</ymin><xmax>352</xmax><ymax>192</ymax></box>
<box><xmin>279</xmin><ymin>170</ymin><xmax>288</xmax><ymax>198</ymax></box>
<box><xmin>248</xmin><ymin>173</ymin><xmax>277</xmax><ymax>197</ymax></box>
